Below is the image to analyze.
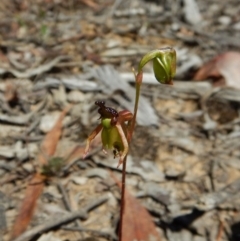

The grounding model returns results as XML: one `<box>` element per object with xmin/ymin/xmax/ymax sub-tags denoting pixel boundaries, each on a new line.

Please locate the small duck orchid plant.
<box><xmin>83</xmin><ymin>47</ymin><xmax>177</xmax><ymax>241</ymax></box>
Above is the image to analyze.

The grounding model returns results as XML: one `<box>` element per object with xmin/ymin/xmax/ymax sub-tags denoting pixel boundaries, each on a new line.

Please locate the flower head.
<box><xmin>95</xmin><ymin>101</ymin><xmax>123</xmax><ymax>155</ymax></box>
<box><xmin>83</xmin><ymin>101</ymin><xmax>133</xmax><ymax>167</ymax></box>
<box><xmin>138</xmin><ymin>47</ymin><xmax>176</xmax><ymax>85</ymax></box>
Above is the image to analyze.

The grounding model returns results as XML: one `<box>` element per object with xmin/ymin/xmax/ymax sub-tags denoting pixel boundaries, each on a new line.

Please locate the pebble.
<box><xmin>0</xmin><ymin>146</ymin><xmax>15</xmax><ymax>159</ymax></box>
<box><xmin>39</xmin><ymin>112</ymin><xmax>61</xmax><ymax>133</ymax></box>
<box><xmin>22</xmin><ymin>162</ymin><xmax>34</xmax><ymax>173</ymax></box>
<box><xmin>183</xmin><ymin>0</ymin><xmax>202</xmax><ymax>25</ymax></box>
<box><xmin>218</xmin><ymin>15</ymin><xmax>231</xmax><ymax>26</ymax></box>
<box><xmin>171</xmin><ymin>23</ymin><xmax>180</xmax><ymax>31</ymax></box>
<box><xmin>15</xmin><ymin>141</ymin><xmax>28</xmax><ymax>161</ymax></box>
<box><xmin>67</xmin><ymin>90</ymin><xmax>85</xmax><ymax>103</ymax></box>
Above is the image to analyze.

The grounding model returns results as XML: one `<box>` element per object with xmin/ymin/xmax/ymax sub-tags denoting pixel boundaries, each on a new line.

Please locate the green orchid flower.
<box><xmin>83</xmin><ymin>101</ymin><xmax>133</xmax><ymax>167</ymax></box>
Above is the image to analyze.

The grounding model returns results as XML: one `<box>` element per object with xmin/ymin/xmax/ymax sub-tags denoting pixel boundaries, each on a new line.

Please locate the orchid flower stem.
<box><xmin>129</xmin><ymin>71</ymin><xmax>143</xmax><ymax>140</ymax></box>
<box><xmin>131</xmin><ymin>83</ymin><xmax>141</xmax><ymax>136</ymax></box>
<box><xmin>119</xmin><ymin>71</ymin><xmax>142</xmax><ymax>241</ymax></box>
<box><xmin>118</xmin><ymin>156</ymin><xmax>127</xmax><ymax>241</ymax></box>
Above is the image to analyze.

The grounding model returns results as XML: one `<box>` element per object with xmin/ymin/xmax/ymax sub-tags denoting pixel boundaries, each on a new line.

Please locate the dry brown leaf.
<box><xmin>122</xmin><ymin>189</ymin><xmax>162</xmax><ymax>241</ymax></box>
<box><xmin>194</xmin><ymin>51</ymin><xmax>240</xmax><ymax>89</ymax></box>
<box><xmin>10</xmin><ymin>173</ymin><xmax>45</xmax><ymax>240</ymax></box>
<box><xmin>112</xmin><ymin>174</ymin><xmax>162</xmax><ymax>241</ymax></box>
<box><xmin>10</xmin><ymin>105</ymin><xmax>72</xmax><ymax>240</ymax></box>
<box><xmin>39</xmin><ymin>105</ymin><xmax>72</xmax><ymax>165</ymax></box>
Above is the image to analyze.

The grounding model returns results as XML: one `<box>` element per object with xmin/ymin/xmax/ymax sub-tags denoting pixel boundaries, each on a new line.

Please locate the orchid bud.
<box><xmin>138</xmin><ymin>47</ymin><xmax>176</xmax><ymax>85</ymax></box>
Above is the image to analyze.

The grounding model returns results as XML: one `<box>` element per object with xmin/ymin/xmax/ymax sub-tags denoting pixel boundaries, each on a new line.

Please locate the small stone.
<box><xmin>171</xmin><ymin>23</ymin><xmax>180</xmax><ymax>31</ymax></box>
<box><xmin>22</xmin><ymin>162</ymin><xmax>34</xmax><ymax>173</ymax></box>
<box><xmin>0</xmin><ymin>146</ymin><xmax>15</xmax><ymax>159</ymax></box>
<box><xmin>15</xmin><ymin>141</ymin><xmax>28</xmax><ymax>161</ymax></box>
<box><xmin>106</xmin><ymin>39</ymin><xmax>121</xmax><ymax>48</ymax></box>
<box><xmin>67</xmin><ymin>90</ymin><xmax>85</xmax><ymax>103</ymax></box>
<box><xmin>218</xmin><ymin>16</ymin><xmax>231</xmax><ymax>26</ymax></box>
<box><xmin>39</xmin><ymin>112</ymin><xmax>61</xmax><ymax>133</ymax></box>
<box><xmin>183</xmin><ymin>0</ymin><xmax>202</xmax><ymax>25</ymax></box>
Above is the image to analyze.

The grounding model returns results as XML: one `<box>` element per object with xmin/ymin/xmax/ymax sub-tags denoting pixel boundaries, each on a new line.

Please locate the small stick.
<box><xmin>61</xmin><ymin>226</ymin><xmax>117</xmax><ymax>240</ymax></box>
